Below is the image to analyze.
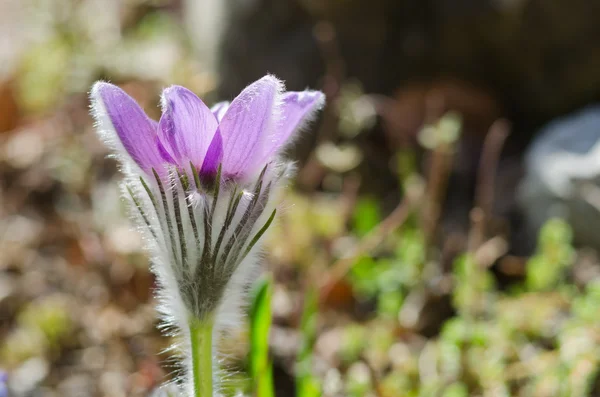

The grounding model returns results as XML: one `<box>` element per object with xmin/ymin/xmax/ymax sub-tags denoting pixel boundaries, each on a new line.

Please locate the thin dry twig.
<box><xmin>319</xmin><ymin>193</ymin><xmax>417</xmax><ymax>301</ymax></box>
<box><xmin>469</xmin><ymin>119</ymin><xmax>511</xmax><ymax>252</ymax></box>
<box><xmin>420</xmin><ymin>92</ymin><xmax>454</xmax><ymax>252</ymax></box>
<box><xmin>422</xmin><ymin>142</ymin><xmax>454</xmax><ymax>251</ymax></box>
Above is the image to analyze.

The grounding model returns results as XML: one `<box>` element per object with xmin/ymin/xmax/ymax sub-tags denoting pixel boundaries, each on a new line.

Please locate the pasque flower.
<box><xmin>91</xmin><ymin>75</ymin><xmax>324</xmax><ymax>397</ymax></box>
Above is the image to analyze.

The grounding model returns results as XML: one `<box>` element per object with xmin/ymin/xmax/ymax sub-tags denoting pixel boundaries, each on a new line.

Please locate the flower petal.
<box><xmin>90</xmin><ymin>82</ymin><xmax>164</xmax><ymax>172</ymax></box>
<box><xmin>218</xmin><ymin>75</ymin><xmax>284</xmax><ymax>176</ymax></box>
<box><xmin>201</xmin><ymin>128</ymin><xmax>223</xmax><ymax>176</ymax></box>
<box><xmin>211</xmin><ymin>101</ymin><xmax>229</xmax><ymax>122</ymax></box>
<box><xmin>263</xmin><ymin>90</ymin><xmax>325</xmax><ymax>159</ymax></box>
<box><xmin>158</xmin><ymin>86</ymin><xmax>218</xmax><ymax>168</ymax></box>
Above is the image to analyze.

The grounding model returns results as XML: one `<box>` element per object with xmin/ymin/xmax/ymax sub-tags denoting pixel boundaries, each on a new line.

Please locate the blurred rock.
<box><xmin>519</xmin><ymin>105</ymin><xmax>600</xmax><ymax>249</ymax></box>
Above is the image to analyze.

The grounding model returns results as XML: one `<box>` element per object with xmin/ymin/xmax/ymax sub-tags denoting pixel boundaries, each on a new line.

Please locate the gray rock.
<box><xmin>519</xmin><ymin>105</ymin><xmax>600</xmax><ymax>248</ymax></box>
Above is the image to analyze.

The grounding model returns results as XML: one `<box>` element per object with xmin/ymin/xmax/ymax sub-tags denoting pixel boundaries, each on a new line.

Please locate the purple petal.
<box><xmin>211</xmin><ymin>101</ymin><xmax>229</xmax><ymax>122</ymax></box>
<box><xmin>158</xmin><ymin>86</ymin><xmax>218</xmax><ymax>168</ymax></box>
<box><xmin>200</xmin><ymin>128</ymin><xmax>223</xmax><ymax>175</ymax></box>
<box><xmin>263</xmin><ymin>90</ymin><xmax>325</xmax><ymax>159</ymax></box>
<box><xmin>156</xmin><ymin>136</ymin><xmax>176</xmax><ymax>163</ymax></box>
<box><xmin>219</xmin><ymin>75</ymin><xmax>284</xmax><ymax>176</ymax></box>
<box><xmin>91</xmin><ymin>82</ymin><xmax>164</xmax><ymax>172</ymax></box>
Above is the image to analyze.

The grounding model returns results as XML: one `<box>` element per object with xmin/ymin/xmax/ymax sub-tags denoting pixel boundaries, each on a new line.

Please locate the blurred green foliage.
<box><xmin>348</xmin><ymin>214</ymin><xmax>425</xmax><ymax>321</ymax></box>
<box><xmin>243</xmin><ymin>198</ymin><xmax>598</xmax><ymax>396</ymax></box>
<box><xmin>242</xmin><ymin>195</ymin><xmax>597</xmax><ymax>397</ymax></box>
<box><xmin>526</xmin><ymin>218</ymin><xmax>575</xmax><ymax>292</ymax></box>
<box><xmin>351</xmin><ymin>198</ymin><xmax>381</xmax><ymax>238</ymax></box>
<box><xmin>1</xmin><ymin>296</ymin><xmax>72</xmax><ymax>366</ymax></box>
<box><xmin>17</xmin><ymin>37</ymin><xmax>71</xmax><ymax>113</ymax></box>
<box><xmin>335</xmin><ymin>211</ymin><xmax>600</xmax><ymax>397</ymax></box>
<box><xmin>233</xmin><ymin>193</ymin><xmax>597</xmax><ymax>397</ymax></box>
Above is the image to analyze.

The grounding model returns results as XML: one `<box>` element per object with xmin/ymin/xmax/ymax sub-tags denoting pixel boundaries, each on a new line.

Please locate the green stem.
<box><xmin>189</xmin><ymin>315</ymin><xmax>214</xmax><ymax>397</ymax></box>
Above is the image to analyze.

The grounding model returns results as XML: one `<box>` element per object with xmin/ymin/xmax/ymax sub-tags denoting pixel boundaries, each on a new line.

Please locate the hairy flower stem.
<box><xmin>189</xmin><ymin>316</ymin><xmax>214</xmax><ymax>397</ymax></box>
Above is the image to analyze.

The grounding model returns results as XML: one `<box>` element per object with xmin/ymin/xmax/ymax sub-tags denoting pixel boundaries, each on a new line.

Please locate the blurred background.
<box><xmin>2</xmin><ymin>0</ymin><xmax>600</xmax><ymax>396</ymax></box>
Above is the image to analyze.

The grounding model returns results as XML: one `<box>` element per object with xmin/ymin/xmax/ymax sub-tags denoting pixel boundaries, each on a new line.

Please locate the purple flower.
<box><xmin>91</xmin><ymin>75</ymin><xmax>324</xmax><ymax>181</ymax></box>
<box><xmin>91</xmin><ymin>76</ymin><xmax>324</xmax><ymax>396</ymax></box>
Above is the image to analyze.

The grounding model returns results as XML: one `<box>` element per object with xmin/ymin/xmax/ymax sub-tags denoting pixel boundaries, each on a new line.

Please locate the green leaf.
<box><xmin>349</xmin><ymin>256</ymin><xmax>382</xmax><ymax>298</ymax></box>
<box><xmin>352</xmin><ymin>197</ymin><xmax>381</xmax><ymax>237</ymax></box>
<box><xmin>377</xmin><ymin>290</ymin><xmax>404</xmax><ymax>319</ymax></box>
<box><xmin>249</xmin><ymin>278</ymin><xmax>275</xmax><ymax>397</ymax></box>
